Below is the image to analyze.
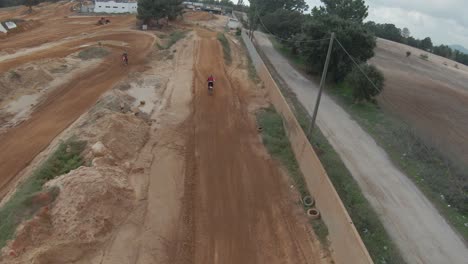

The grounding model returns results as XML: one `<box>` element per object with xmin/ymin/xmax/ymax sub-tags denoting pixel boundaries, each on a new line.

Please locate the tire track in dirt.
<box><xmin>0</xmin><ymin>31</ymin><xmax>155</xmax><ymax>199</ymax></box>
<box><xmin>177</xmin><ymin>29</ymin><xmax>324</xmax><ymax>264</ymax></box>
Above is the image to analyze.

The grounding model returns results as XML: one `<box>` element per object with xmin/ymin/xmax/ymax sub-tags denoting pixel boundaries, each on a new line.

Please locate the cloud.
<box><xmin>304</xmin><ymin>0</ymin><xmax>468</xmax><ymax>47</ymax></box>
<box><xmin>369</xmin><ymin>0</ymin><xmax>468</xmax><ymax>28</ymax></box>
<box><xmin>249</xmin><ymin>0</ymin><xmax>468</xmax><ymax>46</ymax></box>
<box><xmin>366</xmin><ymin>5</ymin><xmax>468</xmax><ymax>47</ymax></box>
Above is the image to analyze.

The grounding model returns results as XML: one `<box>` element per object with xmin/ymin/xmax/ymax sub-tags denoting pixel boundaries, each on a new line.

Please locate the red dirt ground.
<box><xmin>0</xmin><ymin>4</ymin><xmax>155</xmax><ymax>198</ymax></box>
<box><xmin>169</xmin><ymin>29</ymin><xmax>325</xmax><ymax>264</ymax></box>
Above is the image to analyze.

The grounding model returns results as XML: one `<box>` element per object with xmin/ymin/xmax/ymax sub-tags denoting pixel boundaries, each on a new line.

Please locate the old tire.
<box><xmin>302</xmin><ymin>195</ymin><xmax>315</xmax><ymax>207</ymax></box>
<box><xmin>307</xmin><ymin>208</ymin><xmax>321</xmax><ymax>220</ymax></box>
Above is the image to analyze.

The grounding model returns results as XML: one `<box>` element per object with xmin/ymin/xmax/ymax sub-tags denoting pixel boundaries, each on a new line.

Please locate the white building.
<box><xmin>94</xmin><ymin>0</ymin><xmax>137</xmax><ymax>14</ymax></box>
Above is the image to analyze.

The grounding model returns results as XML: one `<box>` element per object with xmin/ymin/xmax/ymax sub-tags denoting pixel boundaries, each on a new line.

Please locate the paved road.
<box><xmin>254</xmin><ymin>31</ymin><xmax>468</xmax><ymax>264</ymax></box>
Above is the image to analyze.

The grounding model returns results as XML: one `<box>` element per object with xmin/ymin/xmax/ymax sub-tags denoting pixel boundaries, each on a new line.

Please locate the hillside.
<box><xmin>371</xmin><ymin>38</ymin><xmax>468</xmax><ymax>168</ymax></box>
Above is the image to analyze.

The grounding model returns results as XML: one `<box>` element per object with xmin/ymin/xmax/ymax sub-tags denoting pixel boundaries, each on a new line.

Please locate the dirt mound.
<box><xmin>0</xmin><ymin>166</ymin><xmax>134</xmax><ymax>264</ymax></box>
<box><xmin>78</xmin><ymin>100</ymin><xmax>150</xmax><ymax>162</ymax></box>
<box><xmin>0</xmin><ymin>65</ymin><xmax>53</xmax><ymax>105</ymax></box>
<box><xmin>184</xmin><ymin>11</ymin><xmax>218</xmax><ymax>21</ymax></box>
<box><xmin>0</xmin><ymin>20</ymin><xmax>42</xmax><ymax>39</ymax></box>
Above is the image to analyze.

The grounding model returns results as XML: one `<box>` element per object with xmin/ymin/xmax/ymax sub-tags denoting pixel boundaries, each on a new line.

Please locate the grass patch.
<box><xmin>9</xmin><ymin>70</ymin><xmax>21</xmax><ymax>80</ymax></box>
<box><xmin>217</xmin><ymin>33</ymin><xmax>232</xmax><ymax>65</ymax></box>
<box><xmin>78</xmin><ymin>46</ymin><xmax>110</xmax><ymax>60</ymax></box>
<box><xmin>328</xmin><ymin>82</ymin><xmax>468</xmax><ymax>241</ymax></box>
<box><xmin>157</xmin><ymin>31</ymin><xmax>187</xmax><ymax>50</ymax></box>
<box><xmin>255</xmin><ymin>40</ymin><xmax>406</xmax><ymax>263</ymax></box>
<box><xmin>256</xmin><ymin>107</ymin><xmax>329</xmax><ymax>245</ymax></box>
<box><xmin>0</xmin><ymin>139</ymin><xmax>86</xmax><ymax>249</ymax></box>
<box><xmin>238</xmin><ymin>35</ymin><xmax>260</xmax><ymax>83</ymax></box>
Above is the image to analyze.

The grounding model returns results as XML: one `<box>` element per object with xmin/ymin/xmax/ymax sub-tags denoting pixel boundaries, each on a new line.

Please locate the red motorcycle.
<box><xmin>208</xmin><ymin>81</ymin><xmax>214</xmax><ymax>95</ymax></box>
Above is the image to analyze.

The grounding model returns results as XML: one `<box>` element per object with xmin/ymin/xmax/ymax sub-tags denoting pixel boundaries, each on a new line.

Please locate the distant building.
<box><xmin>94</xmin><ymin>0</ymin><xmax>137</xmax><ymax>14</ymax></box>
<box><xmin>182</xmin><ymin>1</ymin><xmax>224</xmax><ymax>13</ymax></box>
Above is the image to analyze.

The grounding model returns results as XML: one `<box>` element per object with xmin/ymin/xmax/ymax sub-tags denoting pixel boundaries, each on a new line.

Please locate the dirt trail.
<box><xmin>0</xmin><ymin>31</ymin><xmax>155</xmax><ymax>198</ymax></box>
<box><xmin>172</xmin><ymin>30</ymin><xmax>324</xmax><ymax>264</ymax></box>
<box><xmin>254</xmin><ymin>31</ymin><xmax>468</xmax><ymax>264</ymax></box>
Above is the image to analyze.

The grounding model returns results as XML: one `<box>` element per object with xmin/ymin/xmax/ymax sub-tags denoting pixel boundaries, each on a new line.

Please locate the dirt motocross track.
<box><xmin>0</xmin><ymin>4</ymin><xmax>328</xmax><ymax>263</ymax></box>
<box><xmin>0</xmin><ymin>3</ymin><xmax>155</xmax><ymax>198</ymax></box>
<box><xmin>174</xmin><ymin>29</ymin><xmax>325</xmax><ymax>264</ymax></box>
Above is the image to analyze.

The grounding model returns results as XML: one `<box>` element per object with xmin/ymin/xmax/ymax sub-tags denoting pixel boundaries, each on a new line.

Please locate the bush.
<box><xmin>406</xmin><ymin>51</ymin><xmax>411</xmax><ymax>57</ymax></box>
<box><xmin>419</xmin><ymin>54</ymin><xmax>429</xmax><ymax>61</ymax></box>
<box><xmin>78</xmin><ymin>47</ymin><xmax>110</xmax><ymax>60</ymax></box>
<box><xmin>9</xmin><ymin>70</ymin><xmax>21</xmax><ymax>80</ymax></box>
<box><xmin>345</xmin><ymin>64</ymin><xmax>384</xmax><ymax>102</ymax></box>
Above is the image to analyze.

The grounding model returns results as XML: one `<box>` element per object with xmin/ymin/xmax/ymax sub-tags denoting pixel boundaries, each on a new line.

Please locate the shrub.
<box><xmin>9</xmin><ymin>70</ymin><xmax>21</xmax><ymax>80</ymax></box>
<box><xmin>419</xmin><ymin>53</ymin><xmax>429</xmax><ymax>61</ymax></box>
<box><xmin>345</xmin><ymin>64</ymin><xmax>384</xmax><ymax>102</ymax></box>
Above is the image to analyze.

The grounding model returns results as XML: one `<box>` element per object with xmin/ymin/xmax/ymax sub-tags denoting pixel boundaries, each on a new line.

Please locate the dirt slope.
<box><xmin>254</xmin><ymin>31</ymin><xmax>468</xmax><ymax>264</ymax></box>
<box><xmin>0</xmin><ymin>32</ymin><xmax>155</xmax><ymax>198</ymax></box>
<box><xmin>173</xmin><ymin>30</ymin><xmax>325</xmax><ymax>264</ymax></box>
<box><xmin>371</xmin><ymin>38</ymin><xmax>468</xmax><ymax>168</ymax></box>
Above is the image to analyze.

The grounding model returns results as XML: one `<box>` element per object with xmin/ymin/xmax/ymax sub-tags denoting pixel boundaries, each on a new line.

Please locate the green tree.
<box><xmin>345</xmin><ymin>64</ymin><xmax>384</xmax><ymax>102</ymax></box>
<box><xmin>138</xmin><ymin>0</ymin><xmax>166</xmax><ymax>24</ymax></box>
<box><xmin>433</xmin><ymin>45</ymin><xmax>453</xmax><ymax>58</ymax></box>
<box><xmin>25</xmin><ymin>0</ymin><xmax>39</xmax><ymax>12</ymax></box>
<box><xmin>420</xmin><ymin>37</ymin><xmax>433</xmax><ymax>51</ymax></box>
<box><xmin>137</xmin><ymin>0</ymin><xmax>183</xmax><ymax>25</ymax></box>
<box><xmin>219</xmin><ymin>0</ymin><xmax>234</xmax><ymax>6</ymax></box>
<box><xmin>402</xmin><ymin>27</ymin><xmax>410</xmax><ymax>38</ymax></box>
<box><xmin>314</xmin><ymin>0</ymin><xmax>368</xmax><ymax>23</ymax></box>
<box><xmin>248</xmin><ymin>0</ymin><xmax>308</xmax><ymax>33</ymax></box>
<box><xmin>166</xmin><ymin>0</ymin><xmax>183</xmax><ymax>20</ymax></box>
<box><xmin>364</xmin><ymin>22</ymin><xmax>402</xmax><ymax>43</ymax></box>
<box><xmin>260</xmin><ymin>9</ymin><xmax>304</xmax><ymax>40</ymax></box>
<box><xmin>293</xmin><ymin>15</ymin><xmax>376</xmax><ymax>81</ymax></box>
<box><xmin>406</xmin><ymin>36</ymin><xmax>420</xmax><ymax>48</ymax></box>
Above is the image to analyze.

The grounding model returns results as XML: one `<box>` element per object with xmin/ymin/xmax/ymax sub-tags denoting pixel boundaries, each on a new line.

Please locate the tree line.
<box><xmin>249</xmin><ymin>0</ymin><xmax>383</xmax><ymax>102</ymax></box>
<box><xmin>364</xmin><ymin>21</ymin><xmax>468</xmax><ymax>66</ymax></box>
<box><xmin>137</xmin><ymin>0</ymin><xmax>244</xmax><ymax>25</ymax></box>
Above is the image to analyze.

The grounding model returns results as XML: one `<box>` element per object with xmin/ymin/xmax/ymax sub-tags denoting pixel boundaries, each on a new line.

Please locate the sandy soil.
<box><xmin>254</xmin><ymin>31</ymin><xmax>468</xmax><ymax>264</ymax></box>
<box><xmin>0</xmin><ymin>1</ymin><xmax>156</xmax><ymax>199</ymax></box>
<box><xmin>0</xmin><ymin>56</ymin><xmax>102</xmax><ymax>132</ymax></box>
<box><xmin>165</xmin><ymin>29</ymin><xmax>327</xmax><ymax>264</ymax></box>
<box><xmin>371</xmin><ymin>38</ymin><xmax>468</xmax><ymax>168</ymax></box>
<box><xmin>73</xmin><ymin>26</ymin><xmax>329</xmax><ymax>264</ymax></box>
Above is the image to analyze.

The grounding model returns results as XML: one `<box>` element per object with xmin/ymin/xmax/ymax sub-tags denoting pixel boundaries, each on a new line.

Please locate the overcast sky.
<box><xmin>303</xmin><ymin>0</ymin><xmax>468</xmax><ymax>47</ymax></box>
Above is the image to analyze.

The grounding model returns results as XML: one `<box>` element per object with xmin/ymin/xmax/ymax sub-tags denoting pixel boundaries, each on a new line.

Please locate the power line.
<box><xmin>334</xmin><ymin>38</ymin><xmax>383</xmax><ymax>94</ymax></box>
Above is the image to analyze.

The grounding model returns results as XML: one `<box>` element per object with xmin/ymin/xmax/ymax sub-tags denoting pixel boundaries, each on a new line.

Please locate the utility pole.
<box><xmin>307</xmin><ymin>32</ymin><xmax>335</xmax><ymax>138</ymax></box>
